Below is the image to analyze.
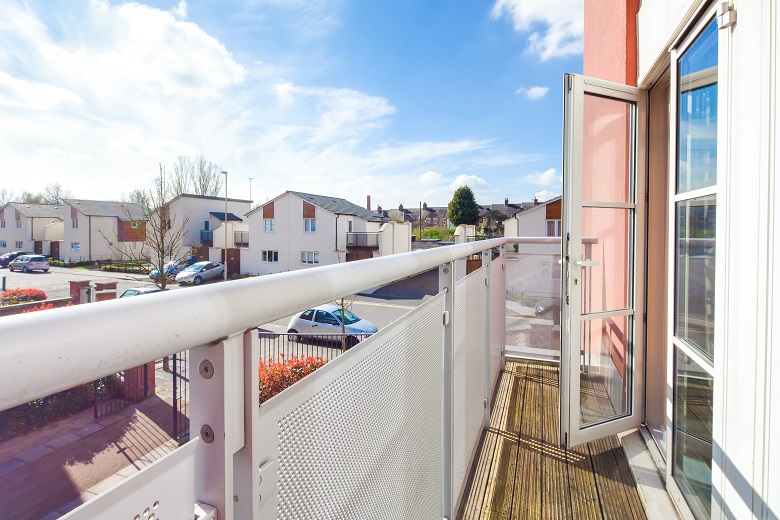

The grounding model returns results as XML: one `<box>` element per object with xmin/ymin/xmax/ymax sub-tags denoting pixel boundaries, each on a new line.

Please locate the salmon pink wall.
<box><xmin>584</xmin><ymin>0</ymin><xmax>639</xmax><ymax>85</ymax></box>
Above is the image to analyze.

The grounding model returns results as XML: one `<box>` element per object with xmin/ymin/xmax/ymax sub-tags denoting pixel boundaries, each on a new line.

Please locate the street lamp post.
<box><xmin>222</xmin><ymin>170</ymin><xmax>228</xmax><ymax>281</ymax></box>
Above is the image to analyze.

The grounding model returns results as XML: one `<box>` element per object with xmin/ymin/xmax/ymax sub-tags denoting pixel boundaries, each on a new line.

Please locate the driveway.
<box><xmin>0</xmin><ymin>266</ymin><xmax>162</xmax><ymax>300</ymax></box>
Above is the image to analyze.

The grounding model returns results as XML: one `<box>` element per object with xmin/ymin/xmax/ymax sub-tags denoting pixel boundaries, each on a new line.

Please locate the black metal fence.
<box><xmin>172</xmin><ymin>350</ymin><xmax>190</xmax><ymax>441</ymax></box>
<box><xmin>93</xmin><ymin>364</ymin><xmax>149</xmax><ymax>418</ymax></box>
<box><xmin>258</xmin><ymin>332</ymin><xmax>372</xmax><ymax>364</ymax></box>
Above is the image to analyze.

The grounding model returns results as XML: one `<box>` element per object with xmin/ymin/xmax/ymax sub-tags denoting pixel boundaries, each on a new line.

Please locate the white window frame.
<box><xmin>264</xmin><ymin>218</ymin><xmax>275</xmax><ymax>232</ymax></box>
<box><xmin>304</xmin><ymin>218</ymin><xmax>316</xmax><ymax>233</ymax></box>
<box><xmin>300</xmin><ymin>251</ymin><xmax>319</xmax><ymax>264</ymax></box>
<box><xmin>16</xmin><ymin>220</ymin><xmax>21</xmax><ymax>229</ymax></box>
<box><xmin>72</xmin><ymin>219</ymin><xmax>78</xmax><ymax>229</ymax></box>
<box><xmin>0</xmin><ymin>240</ymin><xmax>5</xmax><ymax>248</ymax></box>
<box><xmin>0</xmin><ymin>220</ymin><xmax>5</xmax><ymax>229</ymax></box>
<box><xmin>15</xmin><ymin>241</ymin><xmax>23</xmax><ymax>249</ymax></box>
<box><xmin>262</xmin><ymin>250</ymin><xmax>279</xmax><ymax>263</ymax></box>
<box><xmin>546</xmin><ymin>219</ymin><xmax>561</xmax><ymax>237</ymax></box>
<box><xmin>71</xmin><ymin>242</ymin><xmax>81</xmax><ymax>252</ymax></box>
<box><xmin>131</xmin><ymin>221</ymin><xmax>139</xmax><ymax>229</ymax></box>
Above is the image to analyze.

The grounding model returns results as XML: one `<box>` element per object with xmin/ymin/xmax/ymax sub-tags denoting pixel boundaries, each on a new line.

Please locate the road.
<box><xmin>0</xmin><ymin>266</ymin><xmax>162</xmax><ymax>299</ymax></box>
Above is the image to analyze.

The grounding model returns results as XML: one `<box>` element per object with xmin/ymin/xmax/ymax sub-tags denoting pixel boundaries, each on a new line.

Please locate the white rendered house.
<box><xmin>0</xmin><ymin>202</ymin><xmax>63</xmax><ymax>256</ymax></box>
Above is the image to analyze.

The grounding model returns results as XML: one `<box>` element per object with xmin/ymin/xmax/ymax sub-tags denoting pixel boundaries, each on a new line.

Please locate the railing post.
<box><xmin>233</xmin><ymin>329</ymin><xmax>260</xmax><ymax>518</ymax></box>
<box><xmin>482</xmin><ymin>248</ymin><xmax>491</xmax><ymax>428</ymax></box>
<box><xmin>190</xmin><ymin>333</ymin><xmax>246</xmax><ymax>519</ymax></box>
<box><xmin>440</xmin><ymin>261</ymin><xmax>455</xmax><ymax>519</ymax></box>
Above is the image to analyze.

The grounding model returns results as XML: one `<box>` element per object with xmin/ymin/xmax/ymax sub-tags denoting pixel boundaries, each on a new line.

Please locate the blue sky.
<box><xmin>0</xmin><ymin>0</ymin><xmax>582</xmax><ymax>208</ymax></box>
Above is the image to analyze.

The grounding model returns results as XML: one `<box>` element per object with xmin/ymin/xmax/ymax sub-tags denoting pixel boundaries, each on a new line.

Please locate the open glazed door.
<box><xmin>561</xmin><ymin>74</ymin><xmax>646</xmax><ymax>448</ymax></box>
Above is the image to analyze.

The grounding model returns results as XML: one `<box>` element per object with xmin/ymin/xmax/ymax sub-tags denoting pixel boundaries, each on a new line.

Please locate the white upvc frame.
<box><xmin>561</xmin><ymin>73</ymin><xmax>648</xmax><ymax>447</ymax></box>
<box><xmin>664</xmin><ymin>6</ymin><xmax>728</xmax><ymax>519</ymax></box>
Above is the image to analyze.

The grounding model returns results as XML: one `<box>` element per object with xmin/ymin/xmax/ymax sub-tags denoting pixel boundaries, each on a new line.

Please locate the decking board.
<box><xmin>458</xmin><ymin>360</ymin><xmax>647</xmax><ymax>520</ymax></box>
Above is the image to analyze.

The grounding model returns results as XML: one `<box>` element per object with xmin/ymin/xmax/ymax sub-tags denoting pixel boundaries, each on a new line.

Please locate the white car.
<box><xmin>8</xmin><ymin>254</ymin><xmax>50</xmax><ymax>273</ymax></box>
<box><xmin>175</xmin><ymin>261</ymin><xmax>224</xmax><ymax>285</ymax></box>
<box><xmin>286</xmin><ymin>303</ymin><xmax>378</xmax><ymax>348</ymax></box>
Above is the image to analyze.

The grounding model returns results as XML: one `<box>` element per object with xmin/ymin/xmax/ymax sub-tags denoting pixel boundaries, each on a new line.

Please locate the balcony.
<box><xmin>0</xmin><ymin>239</ymin><xmax>648</xmax><ymax>519</ymax></box>
<box><xmin>200</xmin><ymin>229</ymin><xmax>213</xmax><ymax>246</ymax></box>
<box><xmin>346</xmin><ymin>231</ymin><xmax>379</xmax><ymax>248</ymax></box>
<box><xmin>234</xmin><ymin>231</ymin><xmax>249</xmax><ymax>248</ymax></box>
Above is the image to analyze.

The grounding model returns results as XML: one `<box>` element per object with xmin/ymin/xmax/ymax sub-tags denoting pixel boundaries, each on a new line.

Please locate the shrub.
<box><xmin>258</xmin><ymin>355</ymin><xmax>327</xmax><ymax>404</ymax></box>
<box><xmin>0</xmin><ymin>288</ymin><xmax>48</xmax><ymax>306</ymax></box>
<box><xmin>22</xmin><ymin>301</ymin><xmax>73</xmax><ymax>313</ymax></box>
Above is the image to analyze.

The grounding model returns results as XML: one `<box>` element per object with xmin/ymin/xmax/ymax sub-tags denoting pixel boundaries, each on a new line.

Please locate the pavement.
<box><xmin>0</xmin><ymin>361</ymin><xmax>183</xmax><ymax>520</ymax></box>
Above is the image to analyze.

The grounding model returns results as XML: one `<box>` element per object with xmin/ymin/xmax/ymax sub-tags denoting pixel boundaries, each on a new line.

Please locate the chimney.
<box><xmin>422</xmin><ymin>202</ymin><xmax>427</xmax><ymax>210</ymax></box>
<box><xmin>533</xmin><ymin>196</ymin><xmax>539</xmax><ymax>205</ymax></box>
<box><xmin>399</xmin><ymin>203</ymin><xmax>403</xmax><ymax>211</ymax></box>
<box><xmin>367</xmin><ymin>195</ymin><xmax>371</xmax><ymax>211</ymax></box>
<box><xmin>504</xmin><ymin>197</ymin><xmax>509</xmax><ymax>206</ymax></box>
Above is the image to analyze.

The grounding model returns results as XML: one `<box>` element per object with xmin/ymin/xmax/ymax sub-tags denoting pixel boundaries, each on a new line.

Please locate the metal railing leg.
<box><xmin>482</xmin><ymin>249</ymin><xmax>492</xmax><ymax>428</ymax></box>
<box><xmin>440</xmin><ymin>262</ymin><xmax>455</xmax><ymax>519</ymax></box>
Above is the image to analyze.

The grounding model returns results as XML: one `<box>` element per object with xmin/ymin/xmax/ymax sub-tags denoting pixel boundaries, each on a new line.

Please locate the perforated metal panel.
<box><xmin>490</xmin><ymin>256</ymin><xmax>506</xmax><ymax>392</ymax></box>
<box><xmin>262</xmin><ymin>294</ymin><xmax>445</xmax><ymax>520</ymax></box>
<box><xmin>453</xmin><ymin>267</ymin><xmax>487</xmax><ymax>499</ymax></box>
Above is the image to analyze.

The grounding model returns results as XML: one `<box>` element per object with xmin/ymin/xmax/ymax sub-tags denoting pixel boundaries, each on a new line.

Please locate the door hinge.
<box><xmin>644</xmin><ymin>192</ymin><xmax>649</xmax><ymax>203</ymax></box>
<box><xmin>717</xmin><ymin>1</ymin><xmax>736</xmax><ymax>29</ymax></box>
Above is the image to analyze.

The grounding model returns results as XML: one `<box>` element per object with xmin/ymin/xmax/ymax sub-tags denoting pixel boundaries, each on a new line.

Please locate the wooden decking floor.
<box><xmin>458</xmin><ymin>360</ymin><xmax>647</xmax><ymax>520</ymax></box>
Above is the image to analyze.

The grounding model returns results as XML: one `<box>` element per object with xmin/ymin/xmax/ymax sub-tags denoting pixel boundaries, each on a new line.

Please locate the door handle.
<box><xmin>574</xmin><ymin>260</ymin><xmax>599</xmax><ymax>267</ymax></box>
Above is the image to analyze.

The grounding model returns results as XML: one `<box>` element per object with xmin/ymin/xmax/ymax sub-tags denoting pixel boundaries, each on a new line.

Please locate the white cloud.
<box><xmin>515</xmin><ymin>86</ymin><xmax>549</xmax><ymax>100</ymax></box>
<box><xmin>274</xmin><ymin>81</ymin><xmax>296</xmax><ymax>105</ymax></box>
<box><xmin>0</xmin><ymin>72</ymin><xmax>82</xmax><ymax>110</ymax></box>
<box><xmin>172</xmin><ymin>0</ymin><xmax>187</xmax><ymax>18</ymax></box>
<box><xmin>491</xmin><ymin>0</ymin><xmax>583</xmax><ymax>60</ymax></box>
<box><xmin>534</xmin><ymin>190</ymin><xmax>558</xmax><ymax>202</ymax></box>
<box><xmin>450</xmin><ymin>174</ymin><xmax>488</xmax><ymax>190</ymax></box>
<box><xmin>419</xmin><ymin>171</ymin><xmax>444</xmax><ymax>185</ymax></box>
<box><xmin>525</xmin><ymin>167</ymin><xmax>561</xmax><ymax>186</ymax></box>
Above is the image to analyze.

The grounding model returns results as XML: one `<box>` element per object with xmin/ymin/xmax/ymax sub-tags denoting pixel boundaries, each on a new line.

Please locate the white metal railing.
<box><xmin>0</xmin><ymin>236</ymin><xmax>558</xmax><ymax>519</ymax></box>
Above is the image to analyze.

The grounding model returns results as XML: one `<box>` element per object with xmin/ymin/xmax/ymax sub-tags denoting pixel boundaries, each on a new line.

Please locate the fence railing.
<box><xmin>200</xmin><ymin>229</ymin><xmax>213</xmax><ymax>244</ymax></box>
<box><xmin>234</xmin><ymin>231</ymin><xmax>249</xmax><ymax>247</ymax></box>
<box><xmin>346</xmin><ymin>231</ymin><xmax>380</xmax><ymax>247</ymax></box>
<box><xmin>0</xmin><ymin>237</ymin><xmax>562</xmax><ymax>519</ymax></box>
<box><xmin>259</xmin><ymin>331</ymin><xmax>372</xmax><ymax>363</ymax></box>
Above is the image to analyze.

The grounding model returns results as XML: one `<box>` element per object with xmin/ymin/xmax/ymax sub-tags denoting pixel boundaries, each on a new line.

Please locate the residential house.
<box><xmin>162</xmin><ymin>193</ymin><xmax>253</xmax><ymax>259</ymax></box>
<box><xmin>0</xmin><ymin>203</ymin><xmax>63</xmax><ymax>256</ymax></box>
<box><xmin>60</xmin><ymin>199</ymin><xmax>146</xmax><ymax>261</ymax></box>
<box><xmin>242</xmin><ymin>190</ymin><xmax>411</xmax><ymax>275</ymax></box>
<box><xmin>478</xmin><ymin>198</ymin><xmax>535</xmax><ymax>236</ymax></box>
<box><xmin>503</xmin><ymin>196</ymin><xmax>562</xmax><ymax>250</ymax></box>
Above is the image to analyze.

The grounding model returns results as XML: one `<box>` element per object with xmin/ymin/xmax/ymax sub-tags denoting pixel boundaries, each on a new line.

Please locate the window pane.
<box><xmin>582</xmin><ymin>94</ymin><xmax>634</xmax><ymax>203</ymax></box>
<box><xmin>580</xmin><ymin>207</ymin><xmax>632</xmax><ymax>314</ymax></box>
<box><xmin>673</xmin><ymin>348</ymin><xmax>713</xmax><ymax>520</ymax></box>
<box><xmin>675</xmin><ymin>196</ymin><xmax>715</xmax><ymax>361</ymax></box>
<box><xmin>677</xmin><ymin>20</ymin><xmax>718</xmax><ymax>194</ymax></box>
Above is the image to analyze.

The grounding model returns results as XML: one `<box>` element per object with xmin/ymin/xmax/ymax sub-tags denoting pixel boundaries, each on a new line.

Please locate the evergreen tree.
<box><xmin>448</xmin><ymin>186</ymin><xmax>480</xmax><ymax>226</ymax></box>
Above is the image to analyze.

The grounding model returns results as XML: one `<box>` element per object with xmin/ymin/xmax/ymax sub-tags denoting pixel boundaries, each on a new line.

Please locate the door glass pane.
<box><xmin>579</xmin><ymin>314</ymin><xmax>631</xmax><ymax>427</ymax></box>
<box><xmin>673</xmin><ymin>348</ymin><xmax>713</xmax><ymax>519</ymax></box>
<box><xmin>675</xmin><ymin>196</ymin><xmax>715</xmax><ymax>361</ymax></box>
<box><xmin>677</xmin><ymin>20</ymin><xmax>718</xmax><ymax>194</ymax></box>
<box><xmin>580</xmin><ymin>208</ymin><xmax>632</xmax><ymax>314</ymax></box>
<box><xmin>582</xmin><ymin>94</ymin><xmax>634</xmax><ymax>203</ymax></box>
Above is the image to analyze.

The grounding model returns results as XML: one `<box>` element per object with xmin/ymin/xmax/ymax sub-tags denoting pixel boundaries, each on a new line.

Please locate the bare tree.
<box><xmin>42</xmin><ymin>182</ymin><xmax>73</xmax><ymax>204</ymax></box>
<box><xmin>169</xmin><ymin>156</ymin><xmax>193</xmax><ymax>196</ymax></box>
<box><xmin>18</xmin><ymin>191</ymin><xmax>46</xmax><ymax>204</ymax></box>
<box><xmin>102</xmin><ymin>164</ymin><xmax>190</xmax><ymax>291</ymax></box>
<box><xmin>0</xmin><ymin>188</ymin><xmax>14</xmax><ymax>205</ymax></box>
<box><xmin>124</xmin><ymin>189</ymin><xmax>149</xmax><ymax>205</ymax></box>
<box><xmin>192</xmin><ymin>155</ymin><xmax>223</xmax><ymax>196</ymax></box>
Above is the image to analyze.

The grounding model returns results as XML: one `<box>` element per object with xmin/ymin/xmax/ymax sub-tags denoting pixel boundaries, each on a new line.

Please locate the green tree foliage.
<box><xmin>448</xmin><ymin>186</ymin><xmax>480</xmax><ymax>226</ymax></box>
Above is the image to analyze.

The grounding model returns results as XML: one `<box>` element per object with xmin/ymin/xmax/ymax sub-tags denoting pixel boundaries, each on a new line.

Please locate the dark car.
<box><xmin>534</xmin><ymin>298</ymin><xmax>561</xmax><ymax>324</ymax></box>
<box><xmin>0</xmin><ymin>251</ymin><xmax>32</xmax><ymax>268</ymax></box>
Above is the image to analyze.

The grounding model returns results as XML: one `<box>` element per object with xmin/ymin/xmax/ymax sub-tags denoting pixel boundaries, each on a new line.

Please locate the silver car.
<box><xmin>175</xmin><ymin>261</ymin><xmax>224</xmax><ymax>285</ymax></box>
<box><xmin>286</xmin><ymin>303</ymin><xmax>378</xmax><ymax>347</ymax></box>
<box><xmin>8</xmin><ymin>254</ymin><xmax>50</xmax><ymax>273</ymax></box>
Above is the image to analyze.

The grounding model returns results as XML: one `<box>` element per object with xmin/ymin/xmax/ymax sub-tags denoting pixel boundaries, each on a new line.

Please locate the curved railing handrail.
<box><xmin>0</xmin><ymin>238</ymin><xmax>518</xmax><ymax>410</ymax></box>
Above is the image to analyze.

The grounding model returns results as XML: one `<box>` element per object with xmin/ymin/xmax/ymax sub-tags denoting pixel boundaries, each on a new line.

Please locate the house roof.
<box><xmin>64</xmin><ymin>199</ymin><xmax>146</xmax><ymax>220</ymax></box>
<box><xmin>209</xmin><ymin>211</ymin><xmax>243</xmax><ymax>222</ymax></box>
<box><xmin>512</xmin><ymin>196</ymin><xmax>562</xmax><ymax>217</ymax></box>
<box><xmin>248</xmin><ymin>191</ymin><xmax>384</xmax><ymax>222</ymax></box>
<box><xmin>168</xmin><ymin>193</ymin><xmax>253</xmax><ymax>205</ymax></box>
<box><xmin>4</xmin><ymin>203</ymin><xmax>63</xmax><ymax>219</ymax></box>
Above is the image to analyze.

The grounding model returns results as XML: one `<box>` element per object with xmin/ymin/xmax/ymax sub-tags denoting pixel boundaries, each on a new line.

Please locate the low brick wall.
<box><xmin>0</xmin><ymin>297</ymin><xmax>74</xmax><ymax>318</ymax></box>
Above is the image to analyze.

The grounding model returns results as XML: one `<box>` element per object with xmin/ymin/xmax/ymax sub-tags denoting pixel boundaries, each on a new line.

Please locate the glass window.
<box><xmin>262</xmin><ymin>250</ymin><xmax>278</xmax><ymax>263</ymax></box>
<box><xmin>304</xmin><ymin>218</ymin><xmax>316</xmax><ymax>232</ymax></box>
<box><xmin>314</xmin><ymin>310</ymin><xmax>339</xmax><ymax>325</ymax></box>
<box><xmin>0</xmin><ymin>241</ymin><xmax>5</xmax><ymax>248</ymax></box>
<box><xmin>300</xmin><ymin>309</ymin><xmax>315</xmax><ymax>321</ymax></box>
<box><xmin>16</xmin><ymin>220</ymin><xmax>21</xmax><ymax>228</ymax></box>
<box><xmin>72</xmin><ymin>219</ymin><xmax>78</xmax><ymax>229</ymax></box>
<box><xmin>71</xmin><ymin>242</ymin><xmax>80</xmax><ymax>251</ymax></box>
<box><xmin>673</xmin><ymin>348</ymin><xmax>713</xmax><ymax>519</ymax></box>
<box><xmin>264</xmin><ymin>218</ymin><xmax>275</xmax><ymax>232</ymax></box>
<box><xmin>15</xmin><ymin>241</ymin><xmax>23</xmax><ymax>249</ymax></box>
<box><xmin>204</xmin><ymin>220</ymin><xmax>210</xmax><ymax>230</ymax></box>
<box><xmin>546</xmin><ymin>220</ymin><xmax>561</xmax><ymax>237</ymax></box>
<box><xmin>0</xmin><ymin>220</ymin><xmax>5</xmax><ymax>228</ymax></box>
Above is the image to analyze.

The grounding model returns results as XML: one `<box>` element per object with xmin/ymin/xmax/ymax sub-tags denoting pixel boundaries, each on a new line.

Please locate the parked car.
<box><xmin>534</xmin><ymin>298</ymin><xmax>560</xmax><ymax>324</ymax></box>
<box><xmin>175</xmin><ymin>261</ymin><xmax>224</xmax><ymax>285</ymax></box>
<box><xmin>149</xmin><ymin>258</ymin><xmax>197</xmax><ymax>281</ymax></box>
<box><xmin>0</xmin><ymin>251</ymin><xmax>32</xmax><ymax>268</ymax></box>
<box><xmin>119</xmin><ymin>287</ymin><xmax>162</xmax><ymax>298</ymax></box>
<box><xmin>8</xmin><ymin>254</ymin><xmax>50</xmax><ymax>273</ymax></box>
<box><xmin>287</xmin><ymin>304</ymin><xmax>379</xmax><ymax>348</ymax></box>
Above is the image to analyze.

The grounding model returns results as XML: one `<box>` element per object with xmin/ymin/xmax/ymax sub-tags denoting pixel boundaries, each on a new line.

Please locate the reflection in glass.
<box><xmin>579</xmin><ymin>315</ymin><xmax>631</xmax><ymax>427</ymax></box>
<box><xmin>675</xmin><ymin>196</ymin><xmax>715</xmax><ymax>361</ymax></box>
<box><xmin>673</xmin><ymin>348</ymin><xmax>713</xmax><ymax>519</ymax></box>
<box><xmin>677</xmin><ymin>19</ymin><xmax>718</xmax><ymax>194</ymax></box>
<box><xmin>580</xmin><ymin>208</ymin><xmax>632</xmax><ymax>314</ymax></box>
<box><xmin>582</xmin><ymin>94</ymin><xmax>634</xmax><ymax>203</ymax></box>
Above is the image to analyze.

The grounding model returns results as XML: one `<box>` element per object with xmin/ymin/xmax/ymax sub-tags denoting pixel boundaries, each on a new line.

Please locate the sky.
<box><xmin>0</xmin><ymin>0</ymin><xmax>582</xmax><ymax>209</ymax></box>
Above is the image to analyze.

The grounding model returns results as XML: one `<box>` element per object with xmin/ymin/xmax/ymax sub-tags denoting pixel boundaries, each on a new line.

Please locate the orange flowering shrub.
<box><xmin>258</xmin><ymin>355</ymin><xmax>327</xmax><ymax>404</ymax></box>
<box><xmin>22</xmin><ymin>301</ymin><xmax>73</xmax><ymax>313</ymax></box>
<box><xmin>1</xmin><ymin>288</ymin><xmax>47</xmax><ymax>306</ymax></box>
